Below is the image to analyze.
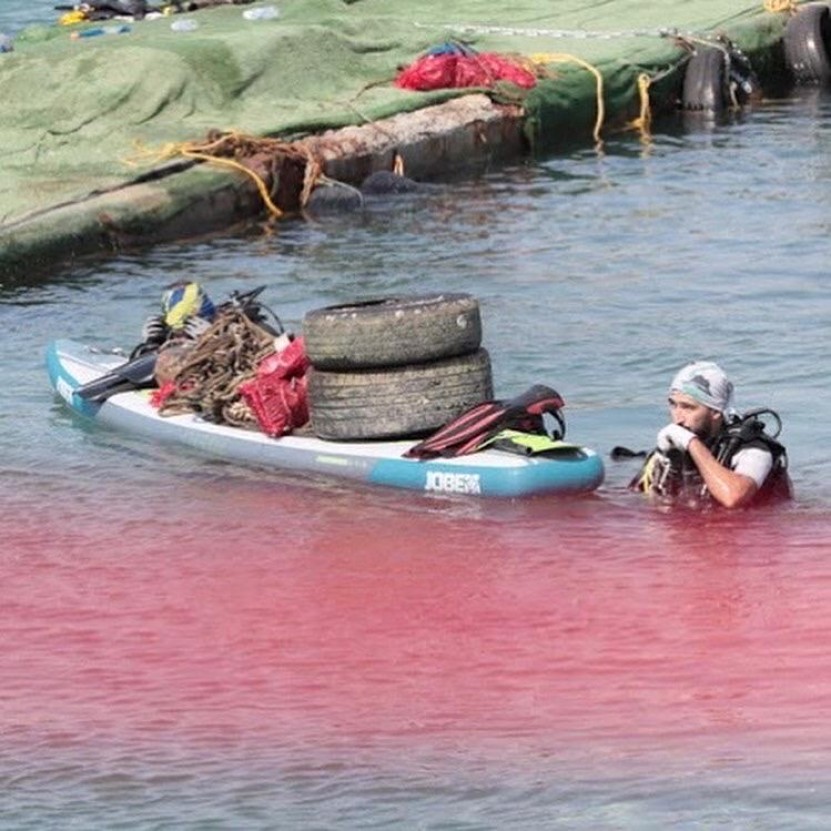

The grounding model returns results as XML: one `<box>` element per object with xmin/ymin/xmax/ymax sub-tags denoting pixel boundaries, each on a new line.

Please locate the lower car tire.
<box><xmin>784</xmin><ymin>3</ymin><xmax>831</xmax><ymax>85</ymax></box>
<box><xmin>303</xmin><ymin>293</ymin><xmax>482</xmax><ymax>370</ymax></box>
<box><xmin>308</xmin><ymin>348</ymin><xmax>494</xmax><ymax>440</ymax></box>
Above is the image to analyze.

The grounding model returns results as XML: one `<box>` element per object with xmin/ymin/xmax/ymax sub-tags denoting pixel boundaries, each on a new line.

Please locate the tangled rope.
<box><xmin>127</xmin><ymin>130</ymin><xmax>326</xmax><ymax>218</ymax></box>
<box><xmin>159</xmin><ymin>307</ymin><xmax>277</xmax><ymax>427</ymax></box>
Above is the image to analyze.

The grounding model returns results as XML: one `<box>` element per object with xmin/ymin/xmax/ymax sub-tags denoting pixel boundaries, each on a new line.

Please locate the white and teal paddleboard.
<box><xmin>46</xmin><ymin>339</ymin><xmax>605</xmax><ymax>499</ymax></box>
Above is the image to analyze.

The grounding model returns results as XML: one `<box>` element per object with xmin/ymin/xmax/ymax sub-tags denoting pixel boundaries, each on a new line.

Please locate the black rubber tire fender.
<box><xmin>682</xmin><ymin>47</ymin><xmax>729</xmax><ymax>112</ymax></box>
<box><xmin>302</xmin><ymin>293</ymin><xmax>482</xmax><ymax>370</ymax></box>
<box><xmin>784</xmin><ymin>3</ymin><xmax>831</xmax><ymax>85</ymax></box>
<box><xmin>307</xmin><ymin>348</ymin><xmax>494</xmax><ymax>441</ymax></box>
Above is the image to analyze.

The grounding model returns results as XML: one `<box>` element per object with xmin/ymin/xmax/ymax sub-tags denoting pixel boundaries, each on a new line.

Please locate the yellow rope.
<box><xmin>59</xmin><ymin>10</ymin><xmax>88</xmax><ymax>24</ymax></box>
<box><xmin>529</xmin><ymin>52</ymin><xmax>605</xmax><ymax>146</ymax></box>
<box><xmin>628</xmin><ymin>72</ymin><xmax>653</xmax><ymax>143</ymax></box>
<box><xmin>180</xmin><ymin>149</ymin><xmax>284</xmax><ymax>217</ymax></box>
<box><xmin>763</xmin><ymin>0</ymin><xmax>798</xmax><ymax>13</ymax></box>
<box><xmin>124</xmin><ymin>130</ymin><xmax>333</xmax><ymax>218</ymax></box>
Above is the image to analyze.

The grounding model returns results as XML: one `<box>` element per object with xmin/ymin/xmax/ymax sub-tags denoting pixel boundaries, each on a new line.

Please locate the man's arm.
<box><xmin>687</xmin><ymin>438</ymin><xmax>761</xmax><ymax>509</ymax></box>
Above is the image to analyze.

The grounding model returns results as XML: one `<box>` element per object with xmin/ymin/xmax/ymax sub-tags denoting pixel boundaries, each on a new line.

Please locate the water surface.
<box><xmin>2</xmin><ymin>9</ymin><xmax>831</xmax><ymax>826</ymax></box>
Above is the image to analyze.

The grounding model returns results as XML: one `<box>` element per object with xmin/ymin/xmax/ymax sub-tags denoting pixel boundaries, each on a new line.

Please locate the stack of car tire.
<box><xmin>302</xmin><ymin>293</ymin><xmax>493</xmax><ymax>440</ymax></box>
<box><xmin>680</xmin><ymin>3</ymin><xmax>831</xmax><ymax>113</ymax></box>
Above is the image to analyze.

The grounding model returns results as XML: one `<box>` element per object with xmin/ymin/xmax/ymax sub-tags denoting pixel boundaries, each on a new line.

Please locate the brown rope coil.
<box><xmin>159</xmin><ymin>307</ymin><xmax>277</xmax><ymax>427</ymax></box>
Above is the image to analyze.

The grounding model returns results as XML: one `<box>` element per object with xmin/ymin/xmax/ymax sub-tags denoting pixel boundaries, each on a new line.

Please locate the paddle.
<box><xmin>76</xmin><ymin>350</ymin><xmax>158</xmax><ymax>403</ymax></box>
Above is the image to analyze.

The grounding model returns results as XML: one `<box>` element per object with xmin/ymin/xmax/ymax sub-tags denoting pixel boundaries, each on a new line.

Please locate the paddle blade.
<box><xmin>76</xmin><ymin>351</ymin><xmax>158</xmax><ymax>402</ymax></box>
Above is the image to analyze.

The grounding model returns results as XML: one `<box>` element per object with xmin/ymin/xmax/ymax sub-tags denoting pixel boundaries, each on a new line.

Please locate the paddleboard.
<box><xmin>46</xmin><ymin>339</ymin><xmax>605</xmax><ymax>498</ymax></box>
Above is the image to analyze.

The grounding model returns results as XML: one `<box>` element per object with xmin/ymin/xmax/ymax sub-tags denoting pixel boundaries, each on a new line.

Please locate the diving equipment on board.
<box><xmin>76</xmin><ymin>284</ymin><xmax>281</xmax><ymax>403</ymax></box>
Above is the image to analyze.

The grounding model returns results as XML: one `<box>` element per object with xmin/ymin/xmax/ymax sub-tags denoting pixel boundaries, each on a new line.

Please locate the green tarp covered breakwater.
<box><xmin>0</xmin><ymin>0</ymin><xmax>796</xmax><ymax>278</ymax></box>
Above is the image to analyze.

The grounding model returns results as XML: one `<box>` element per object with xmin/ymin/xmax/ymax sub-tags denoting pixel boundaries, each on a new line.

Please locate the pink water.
<box><xmin>4</xmin><ymin>478</ymin><xmax>830</xmax><ymax>811</ymax></box>
<box><xmin>4</xmin><ymin>90</ymin><xmax>831</xmax><ymax>825</ymax></box>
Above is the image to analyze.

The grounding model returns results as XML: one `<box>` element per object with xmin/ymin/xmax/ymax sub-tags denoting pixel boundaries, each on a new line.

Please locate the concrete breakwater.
<box><xmin>0</xmin><ymin>1</ymin><xmax>815</xmax><ymax>279</ymax></box>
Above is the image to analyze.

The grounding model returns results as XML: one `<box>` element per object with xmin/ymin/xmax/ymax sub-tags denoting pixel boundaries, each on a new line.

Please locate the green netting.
<box><xmin>0</xmin><ymin>0</ymin><xmax>791</xmax><ymax>244</ymax></box>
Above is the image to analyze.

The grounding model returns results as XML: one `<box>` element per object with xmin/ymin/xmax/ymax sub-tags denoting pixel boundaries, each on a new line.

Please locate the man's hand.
<box><xmin>657</xmin><ymin>424</ymin><xmax>696</xmax><ymax>452</ymax></box>
<box><xmin>140</xmin><ymin>315</ymin><xmax>166</xmax><ymax>344</ymax></box>
<box><xmin>183</xmin><ymin>315</ymin><xmax>211</xmax><ymax>339</ymax></box>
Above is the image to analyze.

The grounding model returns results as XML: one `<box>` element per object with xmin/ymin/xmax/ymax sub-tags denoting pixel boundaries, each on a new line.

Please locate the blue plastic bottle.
<box><xmin>71</xmin><ymin>24</ymin><xmax>132</xmax><ymax>39</ymax></box>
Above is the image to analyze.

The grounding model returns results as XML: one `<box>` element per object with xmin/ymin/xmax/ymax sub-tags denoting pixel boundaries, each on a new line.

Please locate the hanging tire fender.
<box><xmin>681</xmin><ymin>44</ymin><xmax>758</xmax><ymax>112</ymax></box>
<box><xmin>303</xmin><ymin>293</ymin><xmax>482</xmax><ymax>370</ymax></box>
<box><xmin>307</xmin><ymin>348</ymin><xmax>494</xmax><ymax>440</ymax></box>
<box><xmin>682</xmin><ymin>47</ymin><xmax>730</xmax><ymax>112</ymax></box>
<box><xmin>783</xmin><ymin>2</ymin><xmax>831</xmax><ymax>85</ymax></box>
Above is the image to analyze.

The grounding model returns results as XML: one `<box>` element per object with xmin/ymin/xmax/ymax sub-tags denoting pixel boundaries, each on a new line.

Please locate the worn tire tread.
<box><xmin>682</xmin><ymin>47</ymin><xmax>728</xmax><ymax>112</ymax></box>
<box><xmin>308</xmin><ymin>348</ymin><xmax>493</xmax><ymax>440</ymax></box>
<box><xmin>303</xmin><ymin>293</ymin><xmax>482</xmax><ymax>370</ymax></box>
<box><xmin>784</xmin><ymin>3</ymin><xmax>831</xmax><ymax>85</ymax></box>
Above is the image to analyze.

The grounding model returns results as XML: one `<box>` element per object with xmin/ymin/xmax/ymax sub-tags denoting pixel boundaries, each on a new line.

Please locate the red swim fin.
<box><xmin>403</xmin><ymin>400</ymin><xmax>506</xmax><ymax>459</ymax></box>
<box><xmin>403</xmin><ymin>384</ymin><xmax>566</xmax><ymax>460</ymax></box>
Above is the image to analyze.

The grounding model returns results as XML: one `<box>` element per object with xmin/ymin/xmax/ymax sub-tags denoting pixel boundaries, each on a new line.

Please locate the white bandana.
<box><xmin>670</xmin><ymin>361</ymin><xmax>734</xmax><ymax>413</ymax></box>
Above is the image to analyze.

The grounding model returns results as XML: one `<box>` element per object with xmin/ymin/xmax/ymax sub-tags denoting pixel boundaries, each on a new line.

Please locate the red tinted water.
<box><xmin>3</xmin><ymin>479</ymin><xmax>830</xmax><ymax>777</ymax></box>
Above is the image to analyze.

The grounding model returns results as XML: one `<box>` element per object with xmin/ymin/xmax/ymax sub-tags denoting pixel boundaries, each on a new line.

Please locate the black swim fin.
<box><xmin>76</xmin><ymin>351</ymin><xmax>158</xmax><ymax>403</ymax></box>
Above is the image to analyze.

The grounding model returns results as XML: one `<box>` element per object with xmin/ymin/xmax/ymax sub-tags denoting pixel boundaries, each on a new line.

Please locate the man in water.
<box><xmin>631</xmin><ymin>361</ymin><xmax>791</xmax><ymax>509</ymax></box>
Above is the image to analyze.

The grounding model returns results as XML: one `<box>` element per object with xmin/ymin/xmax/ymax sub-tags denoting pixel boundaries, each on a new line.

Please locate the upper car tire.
<box><xmin>307</xmin><ymin>348</ymin><xmax>494</xmax><ymax>441</ymax></box>
<box><xmin>302</xmin><ymin>293</ymin><xmax>482</xmax><ymax>370</ymax></box>
<box><xmin>784</xmin><ymin>3</ymin><xmax>831</xmax><ymax>85</ymax></box>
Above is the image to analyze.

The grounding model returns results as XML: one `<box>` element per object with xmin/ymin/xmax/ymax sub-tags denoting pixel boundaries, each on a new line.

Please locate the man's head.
<box><xmin>668</xmin><ymin>361</ymin><xmax>733</xmax><ymax>437</ymax></box>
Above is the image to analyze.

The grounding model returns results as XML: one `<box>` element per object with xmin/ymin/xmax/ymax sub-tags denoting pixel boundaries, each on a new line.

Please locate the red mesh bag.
<box><xmin>396</xmin><ymin>53</ymin><xmax>460</xmax><ymax>90</ymax></box>
<box><xmin>395</xmin><ymin>50</ymin><xmax>536</xmax><ymax>91</ymax></box>
<box><xmin>149</xmin><ymin>380</ymin><xmax>178</xmax><ymax>409</ymax></box>
<box><xmin>474</xmin><ymin>53</ymin><xmax>537</xmax><ymax>89</ymax></box>
<box><xmin>238</xmin><ymin>337</ymin><xmax>310</xmax><ymax>437</ymax></box>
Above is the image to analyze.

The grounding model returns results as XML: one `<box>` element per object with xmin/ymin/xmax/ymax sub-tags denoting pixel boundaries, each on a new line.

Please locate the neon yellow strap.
<box><xmin>492</xmin><ymin>429</ymin><xmax>581</xmax><ymax>454</ymax></box>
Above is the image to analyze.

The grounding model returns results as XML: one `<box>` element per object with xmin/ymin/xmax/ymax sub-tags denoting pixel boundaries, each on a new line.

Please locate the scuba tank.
<box><xmin>710</xmin><ymin>408</ymin><xmax>793</xmax><ymax>504</ymax></box>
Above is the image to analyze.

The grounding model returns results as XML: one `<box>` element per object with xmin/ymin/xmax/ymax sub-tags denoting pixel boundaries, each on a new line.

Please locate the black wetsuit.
<box><xmin>631</xmin><ymin>411</ymin><xmax>792</xmax><ymax>507</ymax></box>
